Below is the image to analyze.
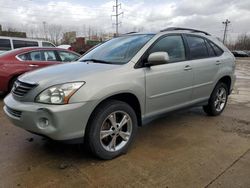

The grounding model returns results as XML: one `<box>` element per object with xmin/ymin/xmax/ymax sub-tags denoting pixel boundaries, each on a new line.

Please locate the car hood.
<box><xmin>19</xmin><ymin>61</ymin><xmax>121</xmax><ymax>86</ymax></box>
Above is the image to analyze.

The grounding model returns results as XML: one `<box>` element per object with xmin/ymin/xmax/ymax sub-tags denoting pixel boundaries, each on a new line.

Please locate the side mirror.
<box><xmin>146</xmin><ymin>52</ymin><xmax>169</xmax><ymax>67</ymax></box>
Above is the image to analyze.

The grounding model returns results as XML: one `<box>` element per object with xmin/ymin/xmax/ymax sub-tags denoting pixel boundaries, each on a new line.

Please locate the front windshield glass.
<box><xmin>79</xmin><ymin>34</ymin><xmax>154</xmax><ymax>64</ymax></box>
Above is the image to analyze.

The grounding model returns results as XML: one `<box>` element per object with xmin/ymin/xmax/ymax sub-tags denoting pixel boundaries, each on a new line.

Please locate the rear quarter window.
<box><xmin>209</xmin><ymin>41</ymin><xmax>224</xmax><ymax>56</ymax></box>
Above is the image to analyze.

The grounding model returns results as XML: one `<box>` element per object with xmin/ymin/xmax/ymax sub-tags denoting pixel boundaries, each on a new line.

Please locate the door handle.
<box><xmin>184</xmin><ymin>65</ymin><xmax>192</xmax><ymax>71</ymax></box>
<box><xmin>29</xmin><ymin>64</ymin><xmax>39</xmax><ymax>67</ymax></box>
<box><xmin>216</xmin><ymin>60</ymin><xmax>222</xmax><ymax>65</ymax></box>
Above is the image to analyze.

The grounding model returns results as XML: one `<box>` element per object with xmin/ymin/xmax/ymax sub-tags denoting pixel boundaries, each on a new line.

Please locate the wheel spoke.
<box><xmin>108</xmin><ymin>135</ymin><xmax>117</xmax><ymax>150</ymax></box>
<box><xmin>108</xmin><ymin>113</ymin><xmax>117</xmax><ymax>126</ymax></box>
<box><xmin>119</xmin><ymin>131</ymin><xmax>130</xmax><ymax>141</ymax></box>
<box><xmin>214</xmin><ymin>99</ymin><xmax>219</xmax><ymax>106</ymax></box>
<box><xmin>118</xmin><ymin>115</ymin><xmax>129</xmax><ymax>129</ymax></box>
<box><xmin>100</xmin><ymin>130</ymin><xmax>114</xmax><ymax>139</ymax></box>
<box><xmin>221</xmin><ymin>97</ymin><xmax>226</xmax><ymax>103</ymax></box>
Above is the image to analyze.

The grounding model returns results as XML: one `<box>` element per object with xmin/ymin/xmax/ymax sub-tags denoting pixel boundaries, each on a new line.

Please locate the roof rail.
<box><xmin>160</xmin><ymin>27</ymin><xmax>211</xmax><ymax>36</ymax></box>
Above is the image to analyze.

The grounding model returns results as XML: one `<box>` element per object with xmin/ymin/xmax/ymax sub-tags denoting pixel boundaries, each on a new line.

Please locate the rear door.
<box><xmin>145</xmin><ymin>34</ymin><xmax>194</xmax><ymax>115</ymax></box>
<box><xmin>184</xmin><ymin>34</ymin><xmax>222</xmax><ymax>100</ymax></box>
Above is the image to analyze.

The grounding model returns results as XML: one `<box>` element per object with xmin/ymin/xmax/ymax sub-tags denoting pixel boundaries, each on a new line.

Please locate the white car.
<box><xmin>0</xmin><ymin>36</ymin><xmax>56</xmax><ymax>54</ymax></box>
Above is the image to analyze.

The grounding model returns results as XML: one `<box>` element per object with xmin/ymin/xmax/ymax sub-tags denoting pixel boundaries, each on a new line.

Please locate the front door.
<box><xmin>144</xmin><ymin>35</ymin><xmax>194</xmax><ymax>116</ymax></box>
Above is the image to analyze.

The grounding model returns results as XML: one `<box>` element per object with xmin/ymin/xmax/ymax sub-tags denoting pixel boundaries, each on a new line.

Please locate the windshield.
<box><xmin>79</xmin><ymin>34</ymin><xmax>154</xmax><ymax>64</ymax></box>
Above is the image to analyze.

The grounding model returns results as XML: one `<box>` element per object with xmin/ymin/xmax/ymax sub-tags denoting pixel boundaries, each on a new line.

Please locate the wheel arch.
<box><xmin>217</xmin><ymin>75</ymin><xmax>232</xmax><ymax>94</ymax></box>
<box><xmin>87</xmin><ymin>92</ymin><xmax>142</xmax><ymax>128</ymax></box>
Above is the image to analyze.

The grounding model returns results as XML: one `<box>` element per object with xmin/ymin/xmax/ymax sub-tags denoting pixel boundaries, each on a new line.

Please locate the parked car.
<box><xmin>0</xmin><ymin>36</ymin><xmax>56</xmax><ymax>54</ymax></box>
<box><xmin>231</xmin><ymin>50</ymin><xmax>249</xmax><ymax>57</ymax></box>
<box><xmin>4</xmin><ymin>28</ymin><xmax>236</xmax><ymax>159</ymax></box>
<box><xmin>243</xmin><ymin>50</ymin><xmax>250</xmax><ymax>56</ymax></box>
<box><xmin>0</xmin><ymin>47</ymin><xmax>80</xmax><ymax>94</ymax></box>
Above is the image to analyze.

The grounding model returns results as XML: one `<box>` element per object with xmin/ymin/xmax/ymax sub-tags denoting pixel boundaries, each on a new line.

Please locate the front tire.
<box><xmin>203</xmin><ymin>82</ymin><xmax>228</xmax><ymax>116</ymax></box>
<box><xmin>86</xmin><ymin>100</ymin><xmax>138</xmax><ymax>160</ymax></box>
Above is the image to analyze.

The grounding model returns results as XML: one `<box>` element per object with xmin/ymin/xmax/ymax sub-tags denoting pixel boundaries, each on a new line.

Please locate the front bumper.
<box><xmin>3</xmin><ymin>94</ymin><xmax>97</xmax><ymax>141</ymax></box>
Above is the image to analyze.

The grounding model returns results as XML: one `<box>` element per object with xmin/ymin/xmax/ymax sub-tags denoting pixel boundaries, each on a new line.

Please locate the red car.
<box><xmin>0</xmin><ymin>47</ymin><xmax>80</xmax><ymax>94</ymax></box>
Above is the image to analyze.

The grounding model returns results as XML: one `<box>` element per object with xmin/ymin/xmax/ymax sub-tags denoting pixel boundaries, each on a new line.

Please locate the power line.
<box><xmin>222</xmin><ymin>19</ymin><xmax>230</xmax><ymax>44</ymax></box>
<box><xmin>111</xmin><ymin>0</ymin><xmax>123</xmax><ymax>36</ymax></box>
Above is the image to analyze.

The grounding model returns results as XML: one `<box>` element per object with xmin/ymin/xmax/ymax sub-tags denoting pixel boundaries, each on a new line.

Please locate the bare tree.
<box><xmin>47</xmin><ymin>24</ymin><xmax>63</xmax><ymax>45</ymax></box>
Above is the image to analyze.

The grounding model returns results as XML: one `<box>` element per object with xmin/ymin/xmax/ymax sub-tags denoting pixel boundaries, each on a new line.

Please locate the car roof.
<box><xmin>0</xmin><ymin>36</ymin><xmax>50</xmax><ymax>42</ymax></box>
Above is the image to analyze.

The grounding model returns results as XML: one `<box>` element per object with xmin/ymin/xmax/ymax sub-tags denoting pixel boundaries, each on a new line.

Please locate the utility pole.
<box><xmin>222</xmin><ymin>19</ymin><xmax>230</xmax><ymax>44</ymax></box>
<box><xmin>43</xmin><ymin>21</ymin><xmax>47</xmax><ymax>40</ymax></box>
<box><xmin>111</xmin><ymin>0</ymin><xmax>123</xmax><ymax>36</ymax></box>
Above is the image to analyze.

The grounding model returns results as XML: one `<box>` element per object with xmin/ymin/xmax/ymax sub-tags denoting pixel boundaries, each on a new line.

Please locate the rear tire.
<box><xmin>86</xmin><ymin>100</ymin><xmax>138</xmax><ymax>160</ymax></box>
<box><xmin>203</xmin><ymin>82</ymin><xmax>228</xmax><ymax>116</ymax></box>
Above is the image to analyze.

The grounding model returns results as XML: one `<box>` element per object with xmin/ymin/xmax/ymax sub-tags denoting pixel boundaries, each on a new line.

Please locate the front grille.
<box><xmin>12</xmin><ymin>80</ymin><xmax>37</xmax><ymax>97</ymax></box>
<box><xmin>6</xmin><ymin>106</ymin><xmax>22</xmax><ymax>118</ymax></box>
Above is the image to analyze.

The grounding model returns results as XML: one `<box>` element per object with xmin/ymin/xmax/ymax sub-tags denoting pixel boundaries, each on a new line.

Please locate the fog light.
<box><xmin>38</xmin><ymin>117</ymin><xmax>50</xmax><ymax>129</ymax></box>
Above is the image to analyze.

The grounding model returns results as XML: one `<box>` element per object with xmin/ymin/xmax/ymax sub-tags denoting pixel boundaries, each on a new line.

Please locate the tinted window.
<box><xmin>43</xmin><ymin>51</ymin><xmax>57</xmax><ymax>61</ymax></box>
<box><xmin>0</xmin><ymin>39</ymin><xmax>11</xmax><ymax>51</ymax></box>
<box><xmin>58</xmin><ymin>51</ymin><xmax>79</xmax><ymax>62</ymax></box>
<box><xmin>42</xmin><ymin>42</ymin><xmax>55</xmax><ymax>47</ymax></box>
<box><xmin>205</xmin><ymin>41</ymin><xmax>216</xmax><ymax>57</ymax></box>
<box><xmin>13</xmin><ymin>40</ymin><xmax>38</xmax><ymax>49</ymax></box>
<box><xmin>30</xmin><ymin>51</ymin><xmax>43</xmax><ymax>61</ymax></box>
<box><xmin>186</xmin><ymin>36</ymin><xmax>208</xmax><ymax>59</ymax></box>
<box><xmin>209</xmin><ymin>41</ymin><xmax>224</xmax><ymax>56</ymax></box>
<box><xmin>148</xmin><ymin>35</ymin><xmax>186</xmax><ymax>63</ymax></box>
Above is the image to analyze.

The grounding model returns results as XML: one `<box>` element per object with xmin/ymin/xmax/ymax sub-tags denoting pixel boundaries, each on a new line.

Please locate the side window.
<box><xmin>186</xmin><ymin>36</ymin><xmax>209</xmax><ymax>59</ymax></box>
<box><xmin>58</xmin><ymin>51</ymin><xmax>79</xmax><ymax>62</ymax></box>
<box><xmin>0</xmin><ymin>39</ymin><xmax>11</xmax><ymax>51</ymax></box>
<box><xmin>42</xmin><ymin>42</ymin><xmax>55</xmax><ymax>47</ymax></box>
<box><xmin>25</xmin><ymin>41</ymin><xmax>39</xmax><ymax>47</ymax></box>
<box><xmin>209</xmin><ymin>41</ymin><xmax>224</xmax><ymax>56</ymax></box>
<box><xmin>29</xmin><ymin>51</ymin><xmax>44</xmax><ymax>61</ymax></box>
<box><xmin>205</xmin><ymin>40</ymin><xmax>216</xmax><ymax>57</ymax></box>
<box><xmin>13</xmin><ymin>40</ymin><xmax>38</xmax><ymax>48</ymax></box>
<box><xmin>148</xmin><ymin>35</ymin><xmax>186</xmax><ymax>63</ymax></box>
<box><xmin>43</xmin><ymin>51</ymin><xmax>57</xmax><ymax>61</ymax></box>
<box><xmin>13</xmin><ymin>40</ymin><xmax>26</xmax><ymax>48</ymax></box>
<box><xmin>17</xmin><ymin>53</ymin><xmax>30</xmax><ymax>61</ymax></box>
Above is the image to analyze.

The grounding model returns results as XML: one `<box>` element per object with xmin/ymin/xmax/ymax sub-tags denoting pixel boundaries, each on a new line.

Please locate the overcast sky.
<box><xmin>0</xmin><ymin>0</ymin><xmax>250</xmax><ymax>40</ymax></box>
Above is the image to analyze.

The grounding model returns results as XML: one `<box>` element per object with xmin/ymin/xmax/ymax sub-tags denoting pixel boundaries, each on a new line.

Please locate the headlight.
<box><xmin>36</xmin><ymin>82</ymin><xmax>85</xmax><ymax>104</ymax></box>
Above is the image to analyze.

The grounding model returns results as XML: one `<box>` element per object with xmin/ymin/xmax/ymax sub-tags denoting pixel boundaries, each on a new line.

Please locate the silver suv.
<box><xmin>4</xmin><ymin>28</ymin><xmax>236</xmax><ymax>159</ymax></box>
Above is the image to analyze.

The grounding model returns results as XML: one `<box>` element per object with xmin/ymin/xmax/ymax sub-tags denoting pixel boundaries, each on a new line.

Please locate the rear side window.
<box><xmin>148</xmin><ymin>35</ymin><xmax>186</xmax><ymax>63</ymax></box>
<box><xmin>18</xmin><ymin>51</ymin><xmax>44</xmax><ymax>61</ymax></box>
<box><xmin>186</xmin><ymin>36</ymin><xmax>208</xmax><ymax>59</ymax></box>
<box><xmin>0</xmin><ymin>39</ymin><xmax>11</xmax><ymax>51</ymax></box>
<box><xmin>13</xmin><ymin>40</ymin><xmax>38</xmax><ymax>49</ymax></box>
<box><xmin>209</xmin><ymin>41</ymin><xmax>224</xmax><ymax>56</ymax></box>
<box><xmin>43</xmin><ymin>51</ymin><xmax>57</xmax><ymax>61</ymax></box>
<box><xmin>205</xmin><ymin>41</ymin><xmax>216</xmax><ymax>57</ymax></box>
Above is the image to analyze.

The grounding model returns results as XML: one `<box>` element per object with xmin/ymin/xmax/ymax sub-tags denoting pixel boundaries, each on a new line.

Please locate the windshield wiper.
<box><xmin>80</xmin><ymin>59</ymin><xmax>111</xmax><ymax>64</ymax></box>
